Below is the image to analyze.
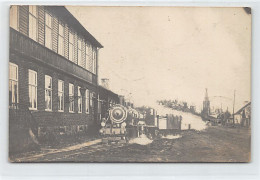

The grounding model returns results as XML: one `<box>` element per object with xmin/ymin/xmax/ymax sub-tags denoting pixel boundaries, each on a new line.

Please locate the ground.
<box><xmin>10</xmin><ymin>126</ymin><xmax>251</xmax><ymax>163</ymax></box>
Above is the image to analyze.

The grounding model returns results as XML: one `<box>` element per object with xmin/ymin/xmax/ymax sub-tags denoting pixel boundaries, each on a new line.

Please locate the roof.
<box><xmin>234</xmin><ymin>102</ymin><xmax>251</xmax><ymax>115</ymax></box>
<box><xmin>98</xmin><ymin>85</ymin><xmax>119</xmax><ymax>98</ymax></box>
<box><xmin>46</xmin><ymin>6</ymin><xmax>103</xmax><ymax>48</ymax></box>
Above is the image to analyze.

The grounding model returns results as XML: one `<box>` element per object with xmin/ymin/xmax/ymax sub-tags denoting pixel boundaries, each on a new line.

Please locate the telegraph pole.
<box><xmin>233</xmin><ymin>90</ymin><xmax>236</xmax><ymax>125</ymax></box>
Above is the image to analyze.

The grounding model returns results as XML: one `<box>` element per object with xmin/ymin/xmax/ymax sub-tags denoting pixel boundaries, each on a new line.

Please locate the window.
<box><xmin>69</xmin><ymin>31</ymin><xmax>74</xmax><ymax>62</ymax></box>
<box><xmin>45</xmin><ymin>75</ymin><xmax>52</xmax><ymax>111</ymax></box>
<box><xmin>85</xmin><ymin>89</ymin><xmax>89</xmax><ymax>114</ymax></box>
<box><xmin>10</xmin><ymin>6</ymin><xmax>18</xmax><ymax>30</ymax></box>
<box><xmin>45</xmin><ymin>12</ymin><xmax>52</xmax><ymax>49</ymax></box>
<box><xmin>97</xmin><ymin>95</ymin><xmax>101</xmax><ymax>114</ymax></box>
<box><xmin>58</xmin><ymin>80</ymin><xmax>64</xmax><ymax>112</ymax></box>
<box><xmin>77</xmin><ymin>38</ymin><xmax>82</xmax><ymax>67</ymax></box>
<box><xmin>78</xmin><ymin>86</ymin><xmax>82</xmax><ymax>113</ymax></box>
<box><xmin>58</xmin><ymin>22</ymin><xmax>65</xmax><ymax>56</ymax></box>
<box><xmin>28</xmin><ymin>70</ymin><xmax>37</xmax><ymax>110</ymax></box>
<box><xmin>69</xmin><ymin>83</ymin><xmax>74</xmax><ymax>112</ymax></box>
<box><xmin>90</xmin><ymin>92</ymin><xmax>94</xmax><ymax>108</ymax></box>
<box><xmin>85</xmin><ymin>42</ymin><xmax>90</xmax><ymax>70</ymax></box>
<box><xmin>92</xmin><ymin>48</ymin><xmax>97</xmax><ymax>74</ymax></box>
<box><xmin>29</xmin><ymin>6</ymin><xmax>38</xmax><ymax>41</ymax></box>
<box><xmin>9</xmin><ymin>63</ymin><xmax>18</xmax><ymax>108</ymax></box>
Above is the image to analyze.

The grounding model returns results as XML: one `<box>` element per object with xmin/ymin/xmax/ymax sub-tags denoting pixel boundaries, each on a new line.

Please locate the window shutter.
<box><xmin>38</xmin><ymin>6</ymin><xmax>45</xmax><ymax>45</ymax></box>
<box><xmin>64</xmin><ymin>24</ymin><xmax>69</xmax><ymax>59</ymax></box>
<box><xmin>73</xmin><ymin>32</ymin><xmax>78</xmax><ymax>64</ymax></box>
<box><xmin>52</xmin><ymin>16</ymin><xmax>58</xmax><ymax>53</ymax></box>
<box><xmin>19</xmin><ymin>6</ymin><xmax>29</xmax><ymax>36</ymax></box>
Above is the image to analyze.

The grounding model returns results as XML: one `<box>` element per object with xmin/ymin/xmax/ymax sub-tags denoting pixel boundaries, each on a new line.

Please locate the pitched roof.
<box><xmin>234</xmin><ymin>102</ymin><xmax>251</xmax><ymax>115</ymax></box>
<box><xmin>46</xmin><ymin>6</ymin><xmax>103</xmax><ymax>48</ymax></box>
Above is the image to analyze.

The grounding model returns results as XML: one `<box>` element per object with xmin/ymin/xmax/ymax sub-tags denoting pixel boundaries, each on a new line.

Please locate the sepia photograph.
<box><xmin>8</xmin><ymin>5</ymin><xmax>251</xmax><ymax>163</ymax></box>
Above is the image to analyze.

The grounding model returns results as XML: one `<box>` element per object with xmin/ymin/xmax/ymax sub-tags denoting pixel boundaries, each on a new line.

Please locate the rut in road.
<box><xmin>19</xmin><ymin>142</ymin><xmax>126</xmax><ymax>162</ymax></box>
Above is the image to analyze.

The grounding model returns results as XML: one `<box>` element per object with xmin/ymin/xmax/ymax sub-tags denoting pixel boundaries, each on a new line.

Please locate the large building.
<box><xmin>9</xmin><ymin>6</ymin><xmax>103</xmax><ymax>152</ymax></box>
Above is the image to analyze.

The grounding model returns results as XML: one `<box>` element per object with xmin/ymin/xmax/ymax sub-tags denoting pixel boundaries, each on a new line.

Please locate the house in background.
<box><xmin>234</xmin><ymin>102</ymin><xmax>251</xmax><ymax>127</ymax></box>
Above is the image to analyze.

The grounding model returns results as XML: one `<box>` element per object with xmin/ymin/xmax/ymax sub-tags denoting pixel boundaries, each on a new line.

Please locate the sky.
<box><xmin>67</xmin><ymin>6</ymin><xmax>251</xmax><ymax>112</ymax></box>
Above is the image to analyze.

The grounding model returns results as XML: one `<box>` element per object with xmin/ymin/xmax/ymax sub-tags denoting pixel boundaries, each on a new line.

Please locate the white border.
<box><xmin>1</xmin><ymin>0</ymin><xmax>260</xmax><ymax>180</ymax></box>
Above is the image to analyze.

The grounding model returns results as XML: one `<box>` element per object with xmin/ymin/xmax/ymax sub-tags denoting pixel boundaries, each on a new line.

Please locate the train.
<box><xmin>97</xmin><ymin>86</ymin><xmax>182</xmax><ymax>143</ymax></box>
<box><xmin>99</xmin><ymin>104</ymin><xmax>160</xmax><ymax>143</ymax></box>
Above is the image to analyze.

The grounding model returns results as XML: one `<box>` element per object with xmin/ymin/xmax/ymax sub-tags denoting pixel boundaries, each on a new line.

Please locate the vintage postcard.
<box><xmin>9</xmin><ymin>6</ymin><xmax>251</xmax><ymax>162</ymax></box>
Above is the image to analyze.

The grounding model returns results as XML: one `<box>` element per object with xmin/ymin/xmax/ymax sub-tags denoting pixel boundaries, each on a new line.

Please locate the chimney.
<box><xmin>101</xmin><ymin>78</ymin><xmax>110</xmax><ymax>89</ymax></box>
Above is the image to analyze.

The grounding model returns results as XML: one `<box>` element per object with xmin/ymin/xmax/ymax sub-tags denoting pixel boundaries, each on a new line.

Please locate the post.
<box><xmin>157</xmin><ymin>115</ymin><xmax>160</xmax><ymax>129</ymax></box>
<box><xmin>233</xmin><ymin>90</ymin><xmax>236</xmax><ymax>125</ymax></box>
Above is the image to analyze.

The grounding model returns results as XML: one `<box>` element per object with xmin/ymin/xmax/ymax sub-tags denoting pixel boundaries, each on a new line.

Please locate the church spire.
<box><xmin>204</xmin><ymin>88</ymin><xmax>209</xmax><ymax>101</ymax></box>
<box><xmin>203</xmin><ymin>88</ymin><xmax>210</xmax><ymax>115</ymax></box>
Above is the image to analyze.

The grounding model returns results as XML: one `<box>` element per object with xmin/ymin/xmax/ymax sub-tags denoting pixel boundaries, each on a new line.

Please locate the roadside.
<box><xmin>9</xmin><ymin>134</ymin><xmax>102</xmax><ymax>162</ymax></box>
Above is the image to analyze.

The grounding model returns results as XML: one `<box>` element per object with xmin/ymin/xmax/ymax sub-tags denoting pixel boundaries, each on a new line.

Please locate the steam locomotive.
<box><xmin>99</xmin><ymin>104</ymin><xmax>158</xmax><ymax>143</ymax></box>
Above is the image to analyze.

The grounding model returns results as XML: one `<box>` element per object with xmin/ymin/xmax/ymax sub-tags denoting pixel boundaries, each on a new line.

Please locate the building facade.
<box><xmin>97</xmin><ymin>86</ymin><xmax>120</xmax><ymax>122</ymax></box>
<box><xmin>234</xmin><ymin>102</ymin><xmax>251</xmax><ymax>127</ymax></box>
<box><xmin>9</xmin><ymin>6</ymin><xmax>103</xmax><ymax>151</ymax></box>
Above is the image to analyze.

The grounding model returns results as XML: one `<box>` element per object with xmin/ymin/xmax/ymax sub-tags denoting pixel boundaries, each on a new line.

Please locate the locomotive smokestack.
<box><xmin>101</xmin><ymin>78</ymin><xmax>110</xmax><ymax>90</ymax></box>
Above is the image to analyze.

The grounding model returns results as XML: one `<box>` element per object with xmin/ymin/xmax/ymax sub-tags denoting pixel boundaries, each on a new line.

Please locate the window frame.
<box><xmin>77</xmin><ymin>37</ymin><xmax>83</xmax><ymax>67</ymax></box>
<box><xmin>92</xmin><ymin>47</ymin><xmax>97</xmax><ymax>74</ymax></box>
<box><xmin>97</xmin><ymin>95</ymin><xmax>101</xmax><ymax>114</ymax></box>
<box><xmin>69</xmin><ymin>83</ymin><xmax>74</xmax><ymax>113</ymax></box>
<box><xmin>28</xmin><ymin>69</ymin><xmax>37</xmax><ymax>110</ymax></box>
<box><xmin>68</xmin><ymin>30</ymin><xmax>74</xmax><ymax>62</ymax></box>
<box><xmin>58</xmin><ymin>80</ymin><xmax>64</xmax><ymax>112</ymax></box>
<box><xmin>78</xmin><ymin>86</ymin><xmax>82</xmax><ymax>113</ymax></box>
<box><xmin>29</xmin><ymin>5</ymin><xmax>38</xmax><ymax>41</ymax></box>
<box><xmin>58</xmin><ymin>21</ymin><xmax>65</xmax><ymax>56</ymax></box>
<box><xmin>90</xmin><ymin>92</ymin><xmax>94</xmax><ymax>108</ymax></box>
<box><xmin>45</xmin><ymin>75</ymin><xmax>52</xmax><ymax>111</ymax></box>
<box><xmin>9</xmin><ymin>63</ymin><xmax>19</xmax><ymax>109</ymax></box>
<box><xmin>10</xmin><ymin>5</ymin><xmax>19</xmax><ymax>31</ymax></box>
<box><xmin>85</xmin><ymin>89</ymin><xmax>89</xmax><ymax>114</ymax></box>
<box><xmin>85</xmin><ymin>42</ymin><xmax>90</xmax><ymax>70</ymax></box>
<box><xmin>45</xmin><ymin>11</ymin><xmax>53</xmax><ymax>50</ymax></box>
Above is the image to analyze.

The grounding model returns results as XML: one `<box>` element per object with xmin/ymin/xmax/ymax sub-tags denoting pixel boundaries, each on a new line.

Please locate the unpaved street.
<box><xmin>11</xmin><ymin>126</ymin><xmax>250</xmax><ymax>163</ymax></box>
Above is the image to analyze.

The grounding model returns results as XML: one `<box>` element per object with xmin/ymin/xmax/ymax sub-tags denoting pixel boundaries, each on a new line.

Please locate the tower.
<box><xmin>203</xmin><ymin>88</ymin><xmax>210</xmax><ymax>116</ymax></box>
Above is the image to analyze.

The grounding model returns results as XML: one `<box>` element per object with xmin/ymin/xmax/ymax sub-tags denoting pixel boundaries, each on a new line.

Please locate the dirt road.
<box><xmin>11</xmin><ymin>126</ymin><xmax>251</xmax><ymax>162</ymax></box>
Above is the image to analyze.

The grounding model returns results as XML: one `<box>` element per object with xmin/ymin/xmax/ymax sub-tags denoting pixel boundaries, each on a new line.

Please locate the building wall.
<box><xmin>234</xmin><ymin>105</ymin><xmax>251</xmax><ymax>127</ymax></box>
<box><xmin>98</xmin><ymin>87</ymin><xmax>120</xmax><ymax>121</ymax></box>
<box><xmin>9</xmin><ymin>6</ymin><xmax>103</xmax><ymax>151</ymax></box>
<box><xmin>10</xmin><ymin>5</ymin><xmax>99</xmax><ymax>75</ymax></box>
<box><xmin>9</xmin><ymin>53</ymin><xmax>97</xmax><ymax>136</ymax></box>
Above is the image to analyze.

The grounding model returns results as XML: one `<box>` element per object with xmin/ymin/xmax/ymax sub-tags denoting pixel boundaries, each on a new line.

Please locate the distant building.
<box><xmin>97</xmin><ymin>85</ymin><xmax>120</xmax><ymax>121</ymax></box>
<box><xmin>119</xmin><ymin>95</ymin><xmax>126</xmax><ymax>106</ymax></box>
<box><xmin>190</xmin><ymin>105</ymin><xmax>196</xmax><ymax>113</ymax></box>
<box><xmin>234</xmin><ymin>102</ymin><xmax>251</xmax><ymax>127</ymax></box>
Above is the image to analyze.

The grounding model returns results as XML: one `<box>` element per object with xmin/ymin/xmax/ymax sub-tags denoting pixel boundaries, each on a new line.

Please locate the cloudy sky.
<box><xmin>67</xmin><ymin>6</ymin><xmax>251</xmax><ymax>111</ymax></box>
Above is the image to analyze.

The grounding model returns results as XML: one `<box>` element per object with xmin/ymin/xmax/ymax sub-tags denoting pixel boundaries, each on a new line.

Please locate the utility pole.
<box><xmin>233</xmin><ymin>90</ymin><xmax>236</xmax><ymax>125</ymax></box>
